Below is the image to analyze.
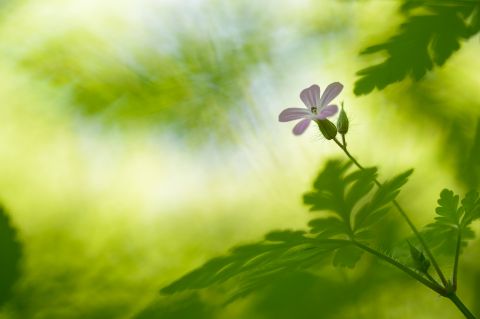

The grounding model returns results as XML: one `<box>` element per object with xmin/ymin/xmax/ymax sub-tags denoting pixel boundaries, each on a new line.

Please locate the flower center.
<box><xmin>311</xmin><ymin>106</ymin><xmax>317</xmax><ymax>114</ymax></box>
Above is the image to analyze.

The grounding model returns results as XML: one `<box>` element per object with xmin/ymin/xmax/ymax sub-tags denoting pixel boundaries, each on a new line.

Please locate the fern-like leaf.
<box><xmin>423</xmin><ymin>189</ymin><xmax>480</xmax><ymax>255</ymax></box>
<box><xmin>161</xmin><ymin>230</ymin><xmax>348</xmax><ymax>298</ymax></box>
<box><xmin>304</xmin><ymin>160</ymin><xmax>413</xmax><ymax>267</ymax></box>
<box><xmin>161</xmin><ymin>160</ymin><xmax>414</xmax><ymax>298</ymax></box>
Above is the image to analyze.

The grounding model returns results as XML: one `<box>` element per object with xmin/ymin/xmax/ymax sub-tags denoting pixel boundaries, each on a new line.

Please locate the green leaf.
<box><xmin>304</xmin><ymin>160</ymin><xmax>412</xmax><ymax>268</ymax></box>
<box><xmin>160</xmin><ymin>230</ymin><xmax>348</xmax><ymax>299</ymax></box>
<box><xmin>435</xmin><ymin>189</ymin><xmax>461</xmax><ymax>224</ymax></box>
<box><xmin>161</xmin><ymin>160</ymin><xmax>414</xmax><ymax>298</ymax></box>
<box><xmin>304</xmin><ymin>160</ymin><xmax>379</xmax><ymax>238</ymax></box>
<box><xmin>408</xmin><ymin>242</ymin><xmax>430</xmax><ymax>274</ymax></box>
<box><xmin>423</xmin><ymin>188</ymin><xmax>480</xmax><ymax>255</ymax></box>
<box><xmin>354</xmin><ymin>169</ymin><xmax>413</xmax><ymax>231</ymax></box>
<box><xmin>332</xmin><ymin>246</ymin><xmax>363</xmax><ymax>269</ymax></box>
<box><xmin>354</xmin><ymin>0</ymin><xmax>480</xmax><ymax>95</ymax></box>
<box><xmin>461</xmin><ymin>190</ymin><xmax>480</xmax><ymax>226</ymax></box>
<box><xmin>308</xmin><ymin>217</ymin><xmax>346</xmax><ymax>239</ymax></box>
<box><xmin>344</xmin><ymin>168</ymin><xmax>377</xmax><ymax>211</ymax></box>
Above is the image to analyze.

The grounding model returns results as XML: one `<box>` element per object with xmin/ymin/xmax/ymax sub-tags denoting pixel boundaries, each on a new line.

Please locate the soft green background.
<box><xmin>0</xmin><ymin>0</ymin><xmax>479</xmax><ymax>318</ymax></box>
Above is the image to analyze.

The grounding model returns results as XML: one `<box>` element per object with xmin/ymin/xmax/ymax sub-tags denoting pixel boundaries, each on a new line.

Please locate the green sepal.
<box><xmin>316</xmin><ymin>119</ymin><xmax>337</xmax><ymax>140</ymax></box>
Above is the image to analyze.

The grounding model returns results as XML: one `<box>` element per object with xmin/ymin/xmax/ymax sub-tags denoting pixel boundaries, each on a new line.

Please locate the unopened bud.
<box><xmin>337</xmin><ymin>103</ymin><xmax>349</xmax><ymax>134</ymax></box>
<box><xmin>316</xmin><ymin>119</ymin><xmax>337</xmax><ymax>140</ymax></box>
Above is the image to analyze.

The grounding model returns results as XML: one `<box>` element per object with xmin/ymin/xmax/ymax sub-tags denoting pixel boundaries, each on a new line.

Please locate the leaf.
<box><xmin>435</xmin><ymin>189</ymin><xmax>461</xmax><ymax>224</ymax></box>
<box><xmin>344</xmin><ymin>168</ymin><xmax>377</xmax><ymax>211</ymax></box>
<box><xmin>0</xmin><ymin>206</ymin><xmax>23</xmax><ymax>308</ymax></box>
<box><xmin>423</xmin><ymin>188</ymin><xmax>480</xmax><ymax>255</ymax></box>
<box><xmin>408</xmin><ymin>242</ymin><xmax>430</xmax><ymax>274</ymax></box>
<box><xmin>160</xmin><ymin>230</ymin><xmax>349</xmax><ymax>299</ymax></box>
<box><xmin>461</xmin><ymin>190</ymin><xmax>480</xmax><ymax>226</ymax></box>
<box><xmin>304</xmin><ymin>160</ymin><xmax>412</xmax><ymax>268</ymax></box>
<box><xmin>354</xmin><ymin>169</ymin><xmax>413</xmax><ymax>231</ymax></box>
<box><xmin>308</xmin><ymin>217</ymin><xmax>346</xmax><ymax>238</ymax></box>
<box><xmin>354</xmin><ymin>0</ymin><xmax>480</xmax><ymax>95</ymax></box>
<box><xmin>161</xmin><ymin>160</ymin><xmax>414</xmax><ymax>298</ymax></box>
<box><xmin>304</xmin><ymin>160</ymin><xmax>378</xmax><ymax>237</ymax></box>
<box><xmin>332</xmin><ymin>246</ymin><xmax>363</xmax><ymax>269</ymax></box>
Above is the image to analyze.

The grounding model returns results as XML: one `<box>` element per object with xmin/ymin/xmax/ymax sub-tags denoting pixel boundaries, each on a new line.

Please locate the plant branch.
<box><xmin>332</xmin><ymin>137</ymin><xmax>449</xmax><ymax>287</ymax></box>
<box><xmin>447</xmin><ymin>293</ymin><xmax>477</xmax><ymax>319</ymax></box>
<box><xmin>452</xmin><ymin>229</ymin><xmax>462</xmax><ymax>290</ymax></box>
<box><xmin>352</xmin><ymin>240</ymin><xmax>445</xmax><ymax>295</ymax></box>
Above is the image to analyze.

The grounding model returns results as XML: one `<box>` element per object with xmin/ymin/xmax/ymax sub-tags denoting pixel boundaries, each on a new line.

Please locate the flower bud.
<box><xmin>316</xmin><ymin>119</ymin><xmax>337</xmax><ymax>140</ymax></box>
<box><xmin>337</xmin><ymin>103</ymin><xmax>349</xmax><ymax>134</ymax></box>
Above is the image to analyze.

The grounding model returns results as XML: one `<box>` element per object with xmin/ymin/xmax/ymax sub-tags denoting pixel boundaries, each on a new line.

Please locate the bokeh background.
<box><xmin>0</xmin><ymin>0</ymin><xmax>479</xmax><ymax>318</ymax></box>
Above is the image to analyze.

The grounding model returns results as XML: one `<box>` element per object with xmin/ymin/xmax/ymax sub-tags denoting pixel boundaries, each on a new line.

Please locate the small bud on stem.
<box><xmin>337</xmin><ymin>102</ymin><xmax>349</xmax><ymax>135</ymax></box>
<box><xmin>316</xmin><ymin>119</ymin><xmax>337</xmax><ymax>140</ymax></box>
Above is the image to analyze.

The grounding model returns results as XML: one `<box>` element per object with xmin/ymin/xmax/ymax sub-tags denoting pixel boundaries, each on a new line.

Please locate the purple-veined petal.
<box><xmin>278</xmin><ymin>108</ymin><xmax>312</xmax><ymax>122</ymax></box>
<box><xmin>319</xmin><ymin>82</ymin><xmax>343</xmax><ymax>107</ymax></box>
<box><xmin>300</xmin><ymin>84</ymin><xmax>320</xmax><ymax>109</ymax></box>
<box><xmin>292</xmin><ymin>118</ymin><xmax>311</xmax><ymax>135</ymax></box>
<box><xmin>315</xmin><ymin>104</ymin><xmax>338</xmax><ymax>119</ymax></box>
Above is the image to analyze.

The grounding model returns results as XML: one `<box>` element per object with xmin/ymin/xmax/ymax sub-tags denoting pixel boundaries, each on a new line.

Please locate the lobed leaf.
<box><xmin>304</xmin><ymin>160</ymin><xmax>412</xmax><ymax>267</ymax></box>
<box><xmin>423</xmin><ymin>188</ymin><xmax>480</xmax><ymax>256</ymax></box>
<box><xmin>354</xmin><ymin>169</ymin><xmax>413</xmax><ymax>232</ymax></box>
<box><xmin>161</xmin><ymin>230</ymin><xmax>349</xmax><ymax>298</ymax></box>
<box><xmin>354</xmin><ymin>0</ymin><xmax>480</xmax><ymax>95</ymax></box>
<box><xmin>161</xmin><ymin>160</ymin><xmax>414</xmax><ymax>298</ymax></box>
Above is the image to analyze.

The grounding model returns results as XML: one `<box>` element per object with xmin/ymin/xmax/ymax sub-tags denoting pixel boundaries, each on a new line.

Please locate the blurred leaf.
<box><xmin>304</xmin><ymin>160</ymin><xmax>377</xmax><ymax>241</ymax></box>
<box><xmin>332</xmin><ymin>245</ymin><xmax>363</xmax><ymax>268</ymax></box>
<box><xmin>161</xmin><ymin>160</ymin><xmax>414</xmax><ymax>299</ymax></box>
<box><xmin>134</xmin><ymin>293</ymin><xmax>214</xmax><ymax>319</ymax></box>
<box><xmin>355</xmin><ymin>169</ymin><xmax>413</xmax><ymax>231</ymax></box>
<box><xmin>460</xmin><ymin>118</ymin><xmax>480</xmax><ymax>189</ymax></box>
<box><xmin>0</xmin><ymin>206</ymin><xmax>23</xmax><ymax>308</ymax></box>
<box><xmin>462</xmin><ymin>190</ymin><xmax>480</xmax><ymax>225</ymax></box>
<box><xmin>355</xmin><ymin>0</ymin><xmax>480</xmax><ymax>95</ymax></box>
<box><xmin>160</xmin><ymin>230</ymin><xmax>348</xmax><ymax>300</ymax></box>
<box><xmin>423</xmin><ymin>189</ymin><xmax>480</xmax><ymax>255</ymax></box>
<box><xmin>305</xmin><ymin>160</ymin><xmax>413</xmax><ymax>242</ymax></box>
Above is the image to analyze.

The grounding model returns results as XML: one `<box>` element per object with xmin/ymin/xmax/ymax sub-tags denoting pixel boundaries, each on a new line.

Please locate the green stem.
<box><xmin>332</xmin><ymin>137</ymin><xmax>448</xmax><ymax>288</ymax></box>
<box><xmin>424</xmin><ymin>271</ymin><xmax>438</xmax><ymax>288</ymax></box>
<box><xmin>452</xmin><ymin>229</ymin><xmax>462</xmax><ymax>290</ymax></box>
<box><xmin>447</xmin><ymin>293</ymin><xmax>477</xmax><ymax>319</ymax></box>
<box><xmin>353</xmin><ymin>240</ymin><xmax>445</xmax><ymax>295</ymax></box>
<box><xmin>341</xmin><ymin>134</ymin><xmax>347</xmax><ymax>148</ymax></box>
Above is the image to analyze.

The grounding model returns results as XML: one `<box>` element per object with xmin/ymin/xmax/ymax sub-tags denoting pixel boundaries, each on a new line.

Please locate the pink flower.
<box><xmin>279</xmin><ymin>82</ymin><xmax>344</xmax><ymax>135</ymax></box>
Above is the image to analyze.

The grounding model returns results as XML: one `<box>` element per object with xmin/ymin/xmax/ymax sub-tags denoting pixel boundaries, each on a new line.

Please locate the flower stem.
<box><xmin>332</xmin><ymin>137</ymin><xmax>448</xmax><ymax>288</ymax></box>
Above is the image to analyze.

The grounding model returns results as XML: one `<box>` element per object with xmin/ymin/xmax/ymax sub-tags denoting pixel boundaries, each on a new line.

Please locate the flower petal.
<box><xmin>319</xmin><ymin>82</ymin><xmax>343</xmax><ymax>107</ymax></box>
<box><xmin>278</xmin><ymin>108</ymin><xmax>312</xmax><ymax>122</ymax></box>
<box><xmin>292</xmin><ymin>118</ymin><xmax>311</xmax><ymax>135</ymax></box>
<box><xmin>300</xmin><ymin>84</ymin><xmax>320</xmax><ymax>108</ymax></box>
<box><xmin>315</xmin><ymin>104</ymin><xmax>338</xmax><ymax>119</ymax></box>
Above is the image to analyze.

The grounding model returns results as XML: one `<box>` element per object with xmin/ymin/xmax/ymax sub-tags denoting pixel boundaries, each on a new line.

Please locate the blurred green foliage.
<box><xmin>19</xmin><ymin>2</ymin><xmax>272</xmax><ymax>142</ymax></box>
<box><xmin>0</xmin><ymin>206</ymin><xmax>22</xmax><ymax>308</ymax></box>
